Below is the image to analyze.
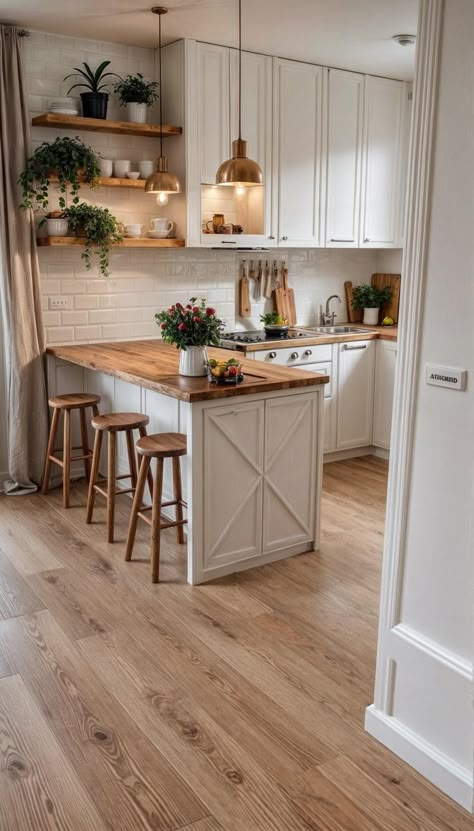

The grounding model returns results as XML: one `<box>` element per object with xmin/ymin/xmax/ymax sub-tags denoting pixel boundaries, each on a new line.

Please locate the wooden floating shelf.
<box><xmin>48</xmin><ymin>174</ymin><xmax>147</xmax><ymax>190</ymax></box>
<box><xmin>32</xmin><ymin>113</ymin><xmax>182</xmax><ymax>138</ymax></box>
<box><xmin>37</xmin><ymin>236</ymin><xmax>185</xmax><ymax>249</ymax></box>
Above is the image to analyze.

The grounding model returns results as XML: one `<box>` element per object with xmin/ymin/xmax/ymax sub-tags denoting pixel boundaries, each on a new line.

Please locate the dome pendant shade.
<box><xmin>144</xmin><ymin>156</ymin><xmax>181</xmax><ymax>193</ymax></box>
<box><xmin>216</xmin><ymin>139</ymin><xmax>263</xmax><ymax>187</ymax></box>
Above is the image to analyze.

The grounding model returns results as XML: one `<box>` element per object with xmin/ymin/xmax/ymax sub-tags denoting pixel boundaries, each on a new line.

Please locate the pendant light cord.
<box><xmin>159</xmin><ymin>10</ymin><xmax>163</xmax><ymax>158</ymax></box>
<box><xmin>238</xmin><ymin>0</ymin><xmax>242</xmax><ymax>140</ymax></box>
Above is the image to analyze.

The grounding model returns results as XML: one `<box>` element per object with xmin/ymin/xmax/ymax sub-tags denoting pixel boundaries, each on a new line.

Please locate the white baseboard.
<box><xmin>324</xmin><ymin>445</ymin><xmax>389</xmax><ymax>463</ymax></box>
<box><xmin>365</xmin><ymin>706</ymin><xmax>473</xmax><ymax>812</ymax></box>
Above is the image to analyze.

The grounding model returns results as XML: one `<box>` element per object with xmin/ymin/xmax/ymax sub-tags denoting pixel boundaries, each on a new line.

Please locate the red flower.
<box><xmin>160</xmin><ymin>322</ymin><xmax>166</xmax><ymax>330</ymax></box>
<box><xmin>175</xmin><ymin>302</ymin><xmax>183</xmax><ymax>309</ymax></box>
<box><xmin>192</xmin><ymin>305</ymin><xmax>199</xmax><ymax>313</ymax></box>
<box><xmin>168</xmin><ymin>305</ymin><xmax>175</xmax><ymax>312</ymax></box>
<box><xmin>186</xmin><ymin>304</ymin><xmax>192</xmax><ymax>309</ymax></box>
<box><xmin>193</xmin><ymin>316</ymin><xmax>201</xmax><ymax>323</ymax></box>
<box><xmin>178</xmin><ymin>322</ymin><xmax>187</xmax><ymax>331</ymax></box>
<box><xmin>206</xmin><ymin>307</ymin><xmax>216</xmax><ymax>316</ymax></box>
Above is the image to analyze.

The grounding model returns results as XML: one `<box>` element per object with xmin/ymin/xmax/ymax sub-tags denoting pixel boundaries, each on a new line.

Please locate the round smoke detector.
<box><xmin>392</xmin><ymin>34</ymin><xmax>416</xmax><ymax>46</ymax></box>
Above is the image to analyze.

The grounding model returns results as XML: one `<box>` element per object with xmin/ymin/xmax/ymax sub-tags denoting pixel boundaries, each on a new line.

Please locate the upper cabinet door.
<box><xmin>325</xmin><ymin>69</ymin><xmax>364</xmax><ymax>248</ymax></box>
<box><xmin>273</xmin><ymin>58</ymin><xmax>325</xmax><ymax>247</ymax></box>
<box><xmin>196</xmin><ymin>43</ymin><xmax>230</xmax><ymax>184</ymax></box>
<box><xmin>360</xmin><ymin>77</ymin><xmax>408</xmax><ymax>248</ymax></box>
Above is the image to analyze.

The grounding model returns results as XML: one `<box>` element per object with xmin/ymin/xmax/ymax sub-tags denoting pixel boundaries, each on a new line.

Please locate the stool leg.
<box><xmin>63</xmin><ymin>410</ymin><xmax>71</xmax><ymax>508</ymax></box>
<box><xmin>86</xmin><ymin>429</ymin><xmax>103</xmax><ymax>524</ymax></box>
<box><xmin>151</xmin><ymin>458</ymin><xmax>164</xmax><ymax>583</ymax></box>
<box><xmin>107</xmin><ymin>431</ymin><xmax>116</xmax><ymax>543</ymax></box>
<box><xmin>41</xmin><ymin>407</ymin><xmax>60</xmax><ymax>495</ymax></box>
<box><xmin>125</xmin><ymin>429</ymin><xmax>138</xmax><ymax>489</ymax></box>
<box><xmin>125</xmin><ymin>455</ymin><xmax>150</xmax><ymax>562</ymax></box>
<box><xmin>172</xmin><ymin>456</ymin><xmax>185</xmax><ymax>545</ymax></box>
<box><xmin>138</xmin><ymin>424</ymin><xmax>154</xmax><ymax>500</ymax></box>
<box><xmin>92</xmin><ymin>404</ymin><xmax>100</xmax><ymax>418</ymax></box>
<box><xmin>79</xmin><ymin>408</ymin><xmax>91</xmax><ymax>482</ymax></box>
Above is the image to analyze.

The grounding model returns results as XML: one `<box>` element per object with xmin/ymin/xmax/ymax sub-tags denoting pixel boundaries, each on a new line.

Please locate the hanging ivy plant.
<box><xmin>64</xmin><ymin>203</ymin><xmax>123</xmax><ymax>277</ymax></box>
<box><xmin>19</xmin><ymin>136</ymin><xmax>100</xmax><ymax>212</ymax></box>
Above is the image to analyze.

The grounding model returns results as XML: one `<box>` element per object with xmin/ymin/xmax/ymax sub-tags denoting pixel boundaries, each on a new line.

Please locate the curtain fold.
<box><xmin>0</xmin><ymin>26</ymin><xmax>48</xmax><ymax>493</ymax></box>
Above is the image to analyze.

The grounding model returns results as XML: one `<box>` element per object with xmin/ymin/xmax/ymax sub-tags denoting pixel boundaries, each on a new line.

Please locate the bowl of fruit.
<box><xmin>260</xmin><ymin>312</ymin><xmax>289</xmax><ymax>337</ymax></box>
<box><xmin>207</xmin><ymin>357</ymin><xmax>244</xmax><ymax>384</ymax></box>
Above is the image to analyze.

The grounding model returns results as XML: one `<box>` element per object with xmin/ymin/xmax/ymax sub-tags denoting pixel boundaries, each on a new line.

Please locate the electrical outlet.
<box><xmin>48</xmin><ymin>297</ymin><xmax>68</xmax><ymax>310</ymax></box>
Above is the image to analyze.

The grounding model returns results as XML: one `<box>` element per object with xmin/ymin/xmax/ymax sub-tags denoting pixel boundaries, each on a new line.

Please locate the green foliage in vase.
<box><xmin>19</xmin><ymin>136</ymin><xmax>100</xmax><ymax>212</ymax></box>
<box><xmin>114</xmin><ymin>73</ymin><xmax>159</xmax><ymax>106</ymax></box>
<box><xmin>352</xmin><ymin>283</ymin><xmax>393</xmax><ymax>309</ymax></box>
<box><xmin>155</xmin><ymin>298</ymin><xmax>223</xmax><ymax>350</ymax></box>
<box><xmin>64</xmin><ymin>203</ymin><xmax>122</xmax><ymax>277</ymax></box>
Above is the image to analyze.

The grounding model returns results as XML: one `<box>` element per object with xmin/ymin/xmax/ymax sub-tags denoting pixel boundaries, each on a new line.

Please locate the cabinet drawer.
<box><xmin>294</xmin><ymin>361</ymin><xmax>332</xmax><ymax>397</ymax></box>
<box><xmin>255</xmin><ymin>343</ymin><xmax>332</xmax><ymax>365</ymax></box>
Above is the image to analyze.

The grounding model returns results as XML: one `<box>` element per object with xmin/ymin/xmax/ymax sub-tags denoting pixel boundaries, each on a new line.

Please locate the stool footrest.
<box><xmin>94</xmin><ymin>484</ymin><xmax>135</xmax><ymax>499</ymax></box>
<box><xmin>137</xmin><ymin>511</ymin><xmax>188</xmax><ymax>530</ymax></box>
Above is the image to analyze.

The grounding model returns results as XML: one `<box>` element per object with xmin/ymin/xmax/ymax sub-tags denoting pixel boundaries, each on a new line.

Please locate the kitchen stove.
<box><xmin>220</xmin><ymin>329</ymin><xmax>312</xmax><ymax>349</ymax></box>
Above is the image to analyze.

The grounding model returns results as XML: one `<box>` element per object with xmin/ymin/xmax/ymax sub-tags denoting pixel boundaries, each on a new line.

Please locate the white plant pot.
<box><xmin>126</xmin><ymin>102</ymin><xmax>147</xmax><ymax>123</ymax></box>
<box><xmin>46</xmin><ymin>218</ymin><xmax>68</xmax><ymax>237</ymax></box>
<box><xmin>363</xmin><ymin>307</ymin><xmax>380</xmax><ymax>325</ymax></box>
<box><xmin>179</xmin><ymin>346</ymin><xmax>208</xmax><ymax>377</ymax></box>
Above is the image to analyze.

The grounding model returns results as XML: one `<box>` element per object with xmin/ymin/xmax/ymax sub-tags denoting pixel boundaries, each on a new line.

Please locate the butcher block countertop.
<box><xmin>234</xmin><ymin>325</ymin><xmax>398</xmax><ymax>353</ymax></box>
<box><xmin>47</xmin><ymin>339</ymin><xmax>329</xmax><ymax>403</ymax></box>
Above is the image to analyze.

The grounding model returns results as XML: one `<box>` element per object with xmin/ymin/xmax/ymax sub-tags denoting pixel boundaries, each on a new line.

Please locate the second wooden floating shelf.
<box><xmin>32</xmin><ymin>113</ymin><xmax>182</xmax><ymax>138</ymax></box>
<box><xmin>37</xmin><ymin>236</ymin><xmax>185</xmax><ymax>249</ymax></box>
<box><xmin>48</xmin><ymin>174</ymin><xmax>147</xmax><ymax>190</ymax></box>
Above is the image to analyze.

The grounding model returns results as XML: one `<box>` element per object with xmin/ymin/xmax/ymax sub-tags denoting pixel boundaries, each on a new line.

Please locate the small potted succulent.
<box><xmin>64</xmin><ymin>61</ymin><xmax>121</xmax><ymax>119</ymax></box>
<box><xmin>352</xmin><ymin>284</ymin><xmax>393</xmax><ymax>325</ymax></box>
<box><xmin>19</xmin><ymin>136</ymin><xmax>100</xmax><ymax>214</ymax></box>
<box><xmin>63</xmin><ymin>203</ymin><xmax>122</xmax><ymax>277</ymax></box>
<box><xmin>155</xmin><ymin>298</ymin><xmax>223</xmax><ymax>377</ymax></box>
<box><xmin>114</xmin><ymin>73</ymin><xmax>159</xmax><ymax>124</ymax></box>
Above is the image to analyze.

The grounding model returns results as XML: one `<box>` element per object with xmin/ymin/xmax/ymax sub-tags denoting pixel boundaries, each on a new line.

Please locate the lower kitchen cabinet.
<box><xmin>373</xmin><ymin>339</ymin><xmax>398</xmax><ymax>449</ymax></box>
<box><xmin>336</xmin><ymin>340</ymin><xmax>375</xmax><ymax>449</ymax></box>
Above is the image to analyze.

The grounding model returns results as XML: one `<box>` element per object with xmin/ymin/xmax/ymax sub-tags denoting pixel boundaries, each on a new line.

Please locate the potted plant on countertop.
<box><xmin>64</xmin><ymin>61</ymin><xmax>121</xmax><ymax>119</ymax></box>
<box><xmin>114</xmin><ymin>73</ymin><xmax>159</xmax><ymax>124</ymax></box>
<box><xmin>63</xmin><ymin>203</ymin><xmax>122</xmax><ymax>277</ymax></box>
<box><xmin>352</xmin><ymin>283</ymin><xmax>393</xmax><ymax>326</ymax></box>
<box><xmin>155</xmin><ymin>298</ymin><xmax>224</xmax><ymax>377</ymax></box>
<box><xmin>19</xmin><ymin>136</ymin><xmax>100</xmax><ymax>217</ymax></box>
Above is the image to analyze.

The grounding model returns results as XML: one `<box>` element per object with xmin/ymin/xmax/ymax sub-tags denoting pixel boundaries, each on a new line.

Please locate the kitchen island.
<box><xmin>46</xmin><ymin>340</ymin><xmax>328</xmax><ymax>584</ymax></box>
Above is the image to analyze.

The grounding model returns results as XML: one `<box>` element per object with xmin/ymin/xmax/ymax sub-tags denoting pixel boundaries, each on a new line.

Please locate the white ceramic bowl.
<box><xmin>126</xmin><ymin>171</ymin><xmax>140</xmax><ymax>180</ymax></box>
<box><xmin>113</xmin><ymin>160</ymin><xmax>131</xmax><ymax>178</ymax></box>
<box><xmin>148</xmin><ymin>229</ymin><xmax>170</xmax><ymax>239</ymax></box>
<box><xmin>138</xmin><ymin>160</ymin><xmax>155</xmax><ymax>179</ymax></box>
<box><xmin>98</xmin><ymin>158</ymin><xmax>113</xmax><ymax>178</ymax></box>
<box><xmin>46</xmin><ymin>218</ymin><xmax>68</xmax><ymax>237</ymax></box>
<box><xmin>124</xmin><ymin>224</ymin><xmax>142</xmax><ymax>238</ymax></box>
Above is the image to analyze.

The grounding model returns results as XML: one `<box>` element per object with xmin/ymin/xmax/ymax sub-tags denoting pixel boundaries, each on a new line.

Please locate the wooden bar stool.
<box><xmin>86</xmin><ymin>412</ymin><xmax>153</xmax><ymax>543</ymax></box>
<box><xmin>42</xmin><ymin>393</ymin><xmax>101</xmax><ymax>508</ymax></box>
<box><xmin>125</xmin><ymin>433</ymin><xmax>187</xmax><ymax>583</ymax></box>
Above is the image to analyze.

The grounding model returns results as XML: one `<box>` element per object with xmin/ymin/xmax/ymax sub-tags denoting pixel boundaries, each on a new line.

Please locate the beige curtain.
<box><xmin>0</xmin><ymin>26</ymin><xmax>48</xmax><ymax>493</ymax></box>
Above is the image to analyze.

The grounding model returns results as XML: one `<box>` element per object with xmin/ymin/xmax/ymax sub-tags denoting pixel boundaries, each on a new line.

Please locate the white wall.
<box><xmin>367</xmin><ymin>0</ymin><xmax>474</xmax><ymax>812</ymax></box>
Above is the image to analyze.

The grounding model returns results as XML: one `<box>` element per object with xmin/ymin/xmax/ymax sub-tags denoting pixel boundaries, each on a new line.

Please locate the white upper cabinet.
<box><xmin>196</xmin><ymin>43</ymin><xmax>230</xmax><ymax>185</ymax></box>
<box><xmin>273</xmin><ymin>59</ymin><xmax>325</xmax><ymax>246</ymax></box>
<box><xmin>360</xmin><ymin>77</ymin><xmax>408</xmax><ymax>247</ymax></box>
<box><xmin>325</xmin><ymin>69</ymin><xmax>364</xmax><ymax>248</ymax></box>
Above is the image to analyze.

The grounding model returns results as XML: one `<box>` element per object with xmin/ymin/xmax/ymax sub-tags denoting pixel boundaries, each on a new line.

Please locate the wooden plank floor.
<box><xmin>0</xmin><ymin>456</ymin><xmax>471</xmax><ymax>831</ymax></box>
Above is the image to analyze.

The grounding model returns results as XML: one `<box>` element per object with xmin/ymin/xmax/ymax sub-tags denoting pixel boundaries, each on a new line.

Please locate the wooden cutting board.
<box><xmin>371</xmin><ymin>273</ymin><xmax>401</xmax><ymax>322</ymax></box>
<box><xmin>274</xmin><ymin>286</ymin><xmax>288</xmax><ymax>321</ymax></box>
<box><xmin>283</xmin><ymin>266</ymin><xmax>297</xmax><ymax>326</ymax></box>
<box><xmin>239</xmin><ymin>275</ymin><xmax>251</xmax><ymax>317</ymax></box>
<box><xmin>344</xmin><ymin>281</ymin><xmax>363</xmax><ymax>323</ymax></box>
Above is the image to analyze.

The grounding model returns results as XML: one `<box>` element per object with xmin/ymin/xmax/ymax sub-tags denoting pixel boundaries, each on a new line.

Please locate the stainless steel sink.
<box><xmin>298</xmin><ymin>325</ymin><xmax>372</xmax><ymax>335</ymax></box>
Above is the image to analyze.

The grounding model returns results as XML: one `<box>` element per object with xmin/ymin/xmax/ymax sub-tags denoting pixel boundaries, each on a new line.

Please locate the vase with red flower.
<box><xmin>155</xmin><ymin>298</ymin><xmax>223</xmax><ymax>377</ymax></box>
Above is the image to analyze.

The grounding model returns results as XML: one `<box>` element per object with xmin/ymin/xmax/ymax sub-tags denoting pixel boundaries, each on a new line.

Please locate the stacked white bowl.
<box><xmin>48</xmin><ymin>97</ymin><xmax>81</xmax><ymax>116</ymax></box>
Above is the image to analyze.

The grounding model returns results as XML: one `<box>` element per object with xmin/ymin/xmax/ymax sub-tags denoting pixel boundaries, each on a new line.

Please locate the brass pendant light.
<box><xmin>216</xmin><ymin>0</ymin><xmax>263</xmax><ymax>187</ymax></box>
<box><xmin>145</xmin><ymin>7</ymin><xmax>180</xmax><ymax>200</ymax></box>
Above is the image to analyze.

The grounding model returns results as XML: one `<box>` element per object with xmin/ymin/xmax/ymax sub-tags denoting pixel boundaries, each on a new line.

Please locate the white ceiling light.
<box><xmin>392</xmin><ymin>34</ymin><xmax>416</xmax><ymax>46</ymax></box>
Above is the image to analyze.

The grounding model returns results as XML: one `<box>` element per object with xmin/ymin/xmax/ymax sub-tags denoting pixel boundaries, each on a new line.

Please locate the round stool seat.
<box><xmin>91</xmin><ymin>412</ymin><xmax>150</xmax><ymax>432</ymax></box>
<box><xmin>48</xmin><ymin>393</ymin><xmax>101</xmax><ymax>410</ymax></box>
<box><xmin>136</xmin><ymin>432</ymin><xmax>187</xmax><ymax>459</ymax></box>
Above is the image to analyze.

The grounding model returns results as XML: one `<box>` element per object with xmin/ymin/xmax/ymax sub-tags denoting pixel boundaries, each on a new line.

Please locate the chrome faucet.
<box><xmin>321</xmin><ymin>295</ymin><xmax>342</xmax><ymax>325</ymax></box>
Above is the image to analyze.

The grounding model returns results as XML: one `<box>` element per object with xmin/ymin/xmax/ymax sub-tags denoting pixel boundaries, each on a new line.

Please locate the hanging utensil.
<box><xmin>239</xmin><ymin>259</ymin><xmax>251</xmax><ymax>317</ymax></box>
<box><xmin>254</xmin><ymin>259</ymin><xmax>263</xmax><ymax>300</ymax></box>
<box><xmin>263</xmin><ymin>260</ymin><xmax>272</xmax><ymax>298</ymax></box>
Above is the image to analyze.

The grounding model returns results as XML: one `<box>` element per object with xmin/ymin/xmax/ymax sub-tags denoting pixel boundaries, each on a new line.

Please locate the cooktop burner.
<box><xmin>220</xmin><ymin>329</ymin><xmax>312</xmax><ymax>347</ymax></box>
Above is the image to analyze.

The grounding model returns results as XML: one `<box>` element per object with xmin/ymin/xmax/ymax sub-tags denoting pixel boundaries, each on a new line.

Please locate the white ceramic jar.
<box><xmin>113</xmin><ymin>160</ymin><xmax>131</xmax><ymax>178</ymax></box>
<box><xmin>179</xmin><ymin>346</ymin><xmax>208</xmax><ymax>377</ymax></box>
<box><xmin>126</xmin><ymin>102</ymin><xmax>147</xmax><ymax>123</ymax></box>
<box><xmin>363</xmin><ymin>307</ymin><xmax>380</xmax><ymax>325</ymax></box>
<box><xmin>46</xmin><ymin>217</ymin><xmax>68</xmax><ymax>237</ymax></box>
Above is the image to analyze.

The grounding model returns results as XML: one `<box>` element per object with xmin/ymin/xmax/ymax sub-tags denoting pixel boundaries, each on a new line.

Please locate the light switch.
<box><xmin>425</xmin><ymin>364</ymin><xmax>467</xmax><ymax>391</ymax></box>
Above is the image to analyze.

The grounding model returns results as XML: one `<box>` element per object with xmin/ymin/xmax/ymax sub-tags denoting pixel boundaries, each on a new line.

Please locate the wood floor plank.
<box><xmin>0</xmin><ymin>547</ymin><xmax>45</xmax><ymax>620</ymax></box>
<box><xmin>0</xmin><ymin>674</ymin><xmax>107</xmax><ymax>831</ymax></box>
<box><xmin>179</xmin><ymin>820</ymin><xmax>225</xmax><ymax>831</ymax></box>
<box><xmin>0</xmin><ymin>496</ymin><xmax>63</xmax><ymax>575</ymax></box>
<box><xmin>0</xmin><ymin>611</ymin><xmax>207</xmax><ymax>831</ymax></box>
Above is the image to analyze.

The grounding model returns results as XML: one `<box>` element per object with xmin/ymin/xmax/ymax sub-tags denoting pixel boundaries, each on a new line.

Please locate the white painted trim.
<box><xmin>392</xmin><ymin>624</ymin><xmax>473</xmax><ymax>681</ymax></box>
<box><xmin>323</xmin><ymin>445</ymin><xmax>384</xmax><ymax>463</ymax></box>
<box><xmin>365</xmin><ymin>706</ymin><xmax>474</xmax><ymax>812</ymax></box>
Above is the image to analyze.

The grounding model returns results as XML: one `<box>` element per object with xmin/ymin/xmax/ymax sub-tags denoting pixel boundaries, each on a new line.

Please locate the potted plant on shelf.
<box><xmin>63</xmin><ymin>203</ymin><xmax>123</xmax><ymax>277</ymax></box>
<box><xmin>19</xmin><ymin>136</ymin><xmax>100</xmax><ymax>214</ymax></box>
<box><xmin>155</xmin><ymin>298</ymin><xmax>223</xmax><ymax>377</ymax></box>
<box><xmin>352</xmin><ymin>283</ymin><xmax>393</xmax><ymax>325</ymax></box>
<box><xmin>114</xmin><ymin>73</ymin><xmax>159</xmax><ymax>124</ymax></box>
<box><xmin>64</xmin><ymin>61</ymin><xmax>121</xmax><ymax>119</ymax></box>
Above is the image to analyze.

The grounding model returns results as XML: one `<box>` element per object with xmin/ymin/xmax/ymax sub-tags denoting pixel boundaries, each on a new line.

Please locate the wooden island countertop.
<box><xmin>46</xmin><ymin>339</ymin><xmax>329</xmax><ymax>403</ymax></box>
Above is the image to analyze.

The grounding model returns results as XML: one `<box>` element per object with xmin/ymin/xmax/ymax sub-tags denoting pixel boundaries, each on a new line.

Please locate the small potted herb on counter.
<box><xmin>114</xmin><ymin>73</ymin><xmax>159</xmax><ymax>124</ymax></box>
<box><xmin>64</xmin><ymin>61</ymin><xmax>120</xmax><ymax>119</ymax></box>
<box><xmin>155</xmin><ymin>298</ymin><xmax>223</xmax><ymax>377</ymax></box>
<box><xmin>352</xmin><ymin>284</ymin><xmax>393</xmax><ymax>326</ymax></box>
<box><xmin>64</xmin><ymin>203</ymin><xmax>122</xmax><ymax>277</ymax></box>
<box><xmin>19</xmin><ymin>136</ymin><xmax>100</xmax><ymax>213</ymax></box>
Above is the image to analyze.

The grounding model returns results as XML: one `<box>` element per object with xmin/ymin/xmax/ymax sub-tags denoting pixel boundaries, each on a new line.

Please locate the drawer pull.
<box><xmin>304</xmin><ymin>349</ymin><xmax>313</xmax><ymax>357</ymax></box>
<box><xmin>342</xmin><ymin>343</ymin><xmax>367</xmax><ymax>351</ymax></box>
<box><xmin>268</xmin><ymin>351</ymin><xmax>277</xmax><ymax>359</ymax></box>
<box><xmin>290</xmin><ymin>352</ymin><xmax>299</xmax><ymax>360</ymax></box>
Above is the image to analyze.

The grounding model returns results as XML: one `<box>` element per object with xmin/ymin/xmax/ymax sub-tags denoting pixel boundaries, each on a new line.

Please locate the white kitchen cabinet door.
<box><xmin>263</xmin><ymin>392</ymin><xmax>318</xmax><ymax>551</ymax></box>
<box><xmin>196</xmin><ymin>42</ymin><xmax>230</xmax><ymax>184</ymax></box>
<box><xmin>336</xmin><ymin>340</ymin><xmax>375</xmax><ymax>449</ymax></box>
<box><xmin>273</xmin><ymin>58</ymin><xmax>325</xmax><ymax>246</ymax></box>
<box><xmin>373</xmin><ymin>340</ymin><xmax>398</xmax><ymax>449</ymax></box>
<box><xmin>203</xmin><ymin>400</ymin><xmax>264</xmax><ymax>568</ymax></box>
<box><xmin>360</xmin><ymin>77</ymin><xmax>408</xmax><ymax>247</ymax></box>
<box><xmin>325</xmin><ymin>68</ymin><xmax>364</xmax><ymax>248</ymax></box>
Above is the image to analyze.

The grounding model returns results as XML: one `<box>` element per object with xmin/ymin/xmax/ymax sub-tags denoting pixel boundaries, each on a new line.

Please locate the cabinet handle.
<box><xmin>282</xmin><ymin>236</ymin><xmax>288</xmax><ymax>241</ymax></box>
<box><xmin>268</xmin><ymin>235</ymin><xmax>275</xmax><ymax>240</ymax></box>
<box><xmin>342</xmin><ymin>343</ymin><xmax>367</xmax><ymax>351</ymax></box>
<box><xmin>268</xmin><ymin>351</ymin><xmax>277</xmax><ymax>359</ymax></box>
<box><xmin>304</xmin><ymin>349</ymin><xmax>313</xmax><ymax>357</ymax></box>
<box><xmin>290</xmin><ymin>352</ymin><xmax>299</xmax><ymax>360</ymax></box>
<box><xmin>221</xmin><ymin>240</ymin><xmax>236</xmax><ymax>245</ymax></box>
<box><xmin>363</xmin><ymin>237</ymin><xmax>370</xmax><ymax>243</ymax></box>
<box><xmin>330</xmin><ymin>238</ymin><xmax>354</xmax><ymax>242</ymax></box>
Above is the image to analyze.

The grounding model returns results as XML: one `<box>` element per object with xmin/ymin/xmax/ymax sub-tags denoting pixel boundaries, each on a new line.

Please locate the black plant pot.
<box><xmin>80</xmin><ymin>92</ymin><xmax>108</xmax><ymax>119</ymax></box>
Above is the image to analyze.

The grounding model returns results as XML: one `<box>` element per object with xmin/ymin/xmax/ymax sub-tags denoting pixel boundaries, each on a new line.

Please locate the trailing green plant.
<box><xmin>64</xmin><ymin>203</ymin><xmax>123</xmax><ymax>277</ymax></box>
<box><xmin>114</xmin><ymin>73</ymin><xmax>159</xmax><ymax>106</ymax></box>
<box><xmin>19</xmin><ymin>136</ymin><xmax>100</xmax><ymax>212</ymax></box>
<box><xmin>64</xmin><ymin>60</ymin><xmax>120</xmax><ymax>94</ymax></box>
<box><xmin>155</xmin><ymin>298</ymin><xmax>223</xmax><ymax>350</ymax></box>
<box><xmin>352</xmin><ymin>283</ymin><xmax>393</xmax><ymax>309</ymax></box>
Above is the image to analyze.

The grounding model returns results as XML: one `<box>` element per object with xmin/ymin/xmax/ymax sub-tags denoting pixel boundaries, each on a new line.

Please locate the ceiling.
<box><xmin>0</xmin><ymin>0</ymin><xmax>418</xmax><ymax>80</ymax></box>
